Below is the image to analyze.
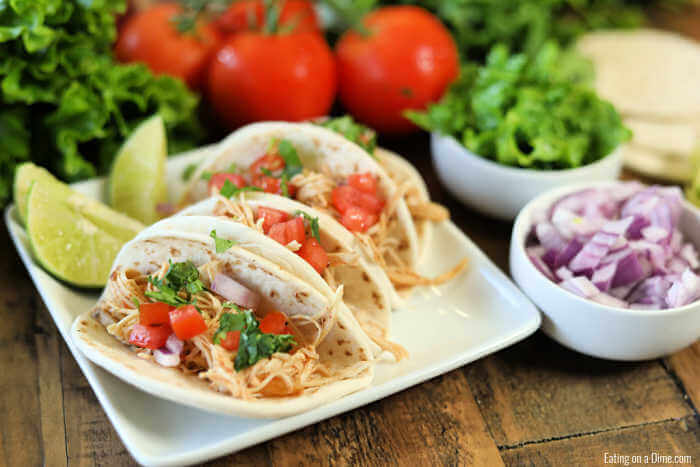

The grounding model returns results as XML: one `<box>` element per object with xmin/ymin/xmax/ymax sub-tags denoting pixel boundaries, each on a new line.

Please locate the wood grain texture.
<box><xmin>501</xmin><ymin>415</ymin><xmax>700</xmax><ymax>467</ymax></box>
<box><xmin>465</xmin><ymin>333</ymin><xmax>693</xmax><ymax>447</ymax></box>
<box><xmin>666</xmin><ymin>342</ymin><xmax>700</xmax><ymax>410</ymax></box>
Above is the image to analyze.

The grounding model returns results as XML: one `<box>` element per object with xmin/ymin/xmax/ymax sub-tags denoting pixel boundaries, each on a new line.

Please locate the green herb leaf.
<box><xmin>277</xmin><ymin>140</ymin><xmax>303</xmax><ymax>179</ymax></box>
<box><xmin>213</xmin><ymin>310</ymin><xmax>247</xmax><ymax>344</ymax></box>
<box><xmin>145</xmin><ymin>260</ymin><xmax>205</xmax><ymax>306</ymax></box>
<box><xmin>210</xmin><ymin>229</ymin><xmax>235</xmax><ymax>253</ymax></box>
<box><xmin>316</xmin><ymin>116</ymin><xmax>377</xmax><ymax>157</ymax></box>
<box><xmin>132</xmin><ymin>297</ymin><xmax>141</xmax><ymax>309</ymax></box>
<box><xmin>200</xmin><ymin>171</ymin><xmax>213</xmax><ymax>181</ymax></box>
<box><xmin>219</xmin><ymin>179</ymin><xmax>262</xmax><ymax>198</ymax></box>
<box><xmin>295</xmin><ymin>211</ymin><xmax>321</xmax><ymax>242</ymax></box>
<box><xmin>182</xmin><ymin>163</ymin><xmax>198</xmax><ymax>181</ymax></box>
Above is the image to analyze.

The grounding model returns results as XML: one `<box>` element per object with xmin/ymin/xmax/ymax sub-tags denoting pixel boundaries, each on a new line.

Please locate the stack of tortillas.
<box><xmin>577</xmin><ymin>29</ymin><xmax>700</xmax><ymax>181</ymax></box>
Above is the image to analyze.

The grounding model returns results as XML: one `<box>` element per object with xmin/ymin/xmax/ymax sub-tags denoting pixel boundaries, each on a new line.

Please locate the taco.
<box><xmin>177</xmin><ymin>193</ymin><xmax>406</xmax><ymax>359</ymax></box>
<box><xmin>181</xmin><ymin>122</ymin><xmax>465</xmax><ymax>295</ymax></box>
<box><xmin>71</xmin><ymin>216</ymin><xmax>376</xmax><ymax>418</ymax></box>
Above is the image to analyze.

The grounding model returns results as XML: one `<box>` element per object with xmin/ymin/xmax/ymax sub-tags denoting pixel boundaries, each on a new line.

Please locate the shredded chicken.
<box><xmin>96</xmin><ymin>260</ymin><xmax>368</xmax><ymax>400</ymax></box>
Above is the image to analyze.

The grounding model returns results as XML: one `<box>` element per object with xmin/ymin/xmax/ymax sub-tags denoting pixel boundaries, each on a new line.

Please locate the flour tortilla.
<box><xmin>624</xmin><ymin>118</ymin><xmax>698</xmax><ymax>157</ymax></box>
<box><xmin>577</xmin><ymin>29</ymin><xmax>700</xmax><ymax>119</ymax></box>
<box><xmin>177</xmin><ymin>195</ymin><xmax>397</xmax><ymax>353</ymax></box>
<box><xmin>375</xmin><ymin>148</ymin><xmax>434</xmax><ymax>264</ymax></box>
<box><xmin>623</xmin><ymin>144</ymin><xmax>694</xmax><ymax>183</ymax></box>
<box><xmin>182</xmin><ymin>122</ymin><xmax>420</xmax><ymax>269</ymax></box>
<box><xmin>71</xmin><ymin>218</ymin><xmax>376</xmax><ymax>418</ymax></box>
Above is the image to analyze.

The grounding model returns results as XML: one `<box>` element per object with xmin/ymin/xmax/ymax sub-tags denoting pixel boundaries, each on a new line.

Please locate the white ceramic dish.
<box><xmin>510</xmin><ymin>181</ymin><xmax>700</xmax><ymax>361</ymax></box>
<box><xmin>431</xmin><ymin>133</ymin><xmax>623</xmax><ymax>221</ymax></box>
<box><xmin>6</xmin><ymin>148</ymin><xmax>540</xmax><ymax>466</ymax></box>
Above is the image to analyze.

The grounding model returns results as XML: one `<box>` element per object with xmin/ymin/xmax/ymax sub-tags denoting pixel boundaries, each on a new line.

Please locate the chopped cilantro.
<box><xmin>227</xmin><ymin>163</ymin><xmax>239</xmax><ymax>173</ymax></box>
<box><xmin>219</xmin><ymin>179</ymin><xmax>262</xmax><ymax>198</ymax></box>
<box><xmin>131</xmin><ymin>297</ymin><xmax>141</xmax><ymax>308</ymax></box>
<box><xmin>145</xmin><ymin>260</ymin><xmax>204</xmax><ymax>307</ymax></box>
<box><xmin>277</xmin><ymin>140</ymin><xmax>303</xmax><ymax>179</ymax></box>
<box><xmin>280</xmin><ymin>174</ymin><xmax>290</xmax><ymax>198</ymax></box>
<box><xmin>317</xmin><ymin>116</ymin><xmax>377</xmax><ymax>157</ymax></box>
<box><xmin>295</xmin><ymin>211</ymin><xmax>321</xmax><ymax>242</ymax></box>
<box><xmin>182</xmin><ymin>163</ymin><xmax>198</xmax><ymax>181</ymax></box>
<box><xmin>200</xmin><ymin>171</ymin><xmax>213</xmax><ymax>181</ymax></box>
<box><xmin>213</xmin><ymin>308</ymin><xmax>296</xmax><ymax>371</ymax></box>
<box><xmin>210</xmin><ymin>230</ymin><xmax>235</xmax><ymax>253</ymax></box>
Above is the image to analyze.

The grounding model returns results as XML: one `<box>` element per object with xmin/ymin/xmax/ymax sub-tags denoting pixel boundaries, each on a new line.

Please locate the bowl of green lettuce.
<box><xmin>409</xmin><ymin>42</ymin><xmax>631</xmax><ymax>220</ymax></box>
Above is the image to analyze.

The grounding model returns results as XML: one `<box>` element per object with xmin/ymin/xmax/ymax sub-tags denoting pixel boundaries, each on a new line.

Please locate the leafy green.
<box><xmin>210</xmin><ymin>229</ymin><xmax>235</xmax><ymax>253</ymax></box>
<box><xmin>295</xmin><ymin>211</ymin><xmax>321</xmax><ymax>242</ymax></box>
<box><xmin>219</xmin><ymin>179</ymin><xmax>262</xmax><ymax>198</ymax></box>
<box><xmin>213</xmin><ymin>308</ymin><xmax>296</xmax><ymax>371</ymax></box>
<box><xmin>277</xmin><ymin>140</ymin><xmax>303</xmax><ymax>179</ymax></box>
<box><xmin>1</xmin><ymin>0</ymin><xmax>203</xmax><ymax>207</ymax></box>
<box><xmin>408</xmin><ymin>42</ymin><xmax>630</xmax><ymax>170</ymax></box>
<box><xmin>322</xmin><ymin>0</ymin><xmax>687</xmax><ymax>60</ymax></box>
<box><xmin>182</xmin><ymin>163</ymin><xmax>198</xmax><ymax>181</ymax></box>
<box><xmin>146</xmin><ymin>260</ymin><xmax>205</xmax><ymax>306</ymax></box>
<box><xmin>317</xmin><ymin>116</ymin><xmax>377</xmax><ymax>156</ymax></box>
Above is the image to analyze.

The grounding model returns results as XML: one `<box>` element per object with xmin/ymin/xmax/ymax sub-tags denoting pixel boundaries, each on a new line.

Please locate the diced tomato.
<box><xmin>268</xmin><ymin>217</ymin><xmax>306</xmax><ymax>246</ymax></box>
<box><xmin>250</xmin><ymin>153</ymin><xmax>285</xmax><ymax>179</ymax></box>
<box><xmin>298</xmin><ymin>238</ymin><xmax>328</xmax><ymax>274</ymax></box>
<box><xmin>256</xmin><ymin>207</ymin><xmax>289</xmax><ymax>233</ymax></box>
<box><xmin>331</xmin><ymin>185</ymin><xmax>385</xmax><ymax>215</ymax></box>
<box><xmin>139</xmin><ymin>302</ymin><xmax>171</xmax><ymax>326</ymax></box>
<box><xmin>252</xmin><ymin>176</ymin><xmax>298</xmax><ymax>197</ymax></box>
<box><xmin>348</xmin><ymin>172</ymin><xmax>378</xmax><ymax>194</ymax></box>
<box><xmin>341</xmin><ymin>206</ymin><xmax>378</xmax><ymax>232</ymax></box>
<box><xmin>128</xmin><ymin>323</ymin><xmax>171</xmax><ymax>349</ymax></box>
<box><xmin>260</xmin><ymin>311</ymin><xmax>292</xmax><ymax>335</ymax></box>
<box><xmin>218</xmin><ymin>330</ymin><xmax>241</xmax><ymax>351</ymax></box>
<box><xmin>209</xmin><ymin>173</ymin><xmax>246</xmax><ymax>193</ymax></box>
<box><xmin>169</xmin><ymin>305</ymin><xmax>208</xmax><ymax>340</ymax></box>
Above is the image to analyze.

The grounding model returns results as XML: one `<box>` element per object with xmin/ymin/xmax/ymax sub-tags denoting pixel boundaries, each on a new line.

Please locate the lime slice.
<box><xmin>13</xmin><ymin>163</ymin><xmax>70</xmax><ymax>226</ymax></box>
<box><xmin>109</xmin><ymin>115</ymin><xmax>168</xmax><ymax>224</ymax></box>
<box><xmin>26</xmin><ymin>183</ymin><xmax>144</xmax><ymax>288</ymax></box>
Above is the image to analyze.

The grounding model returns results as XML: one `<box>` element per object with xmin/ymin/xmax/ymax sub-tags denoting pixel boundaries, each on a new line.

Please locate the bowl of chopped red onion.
<box><xmin>510</xmin><ymin>181</ymin><xmax>700</xmax><ymax>360</ymax></box>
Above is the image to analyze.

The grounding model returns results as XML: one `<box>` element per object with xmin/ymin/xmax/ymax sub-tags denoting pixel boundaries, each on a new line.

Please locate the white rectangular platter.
<box><xmin>5</xmin><ymin>148</ymin><xmax>540</xmax><ymax>466</ymax></box>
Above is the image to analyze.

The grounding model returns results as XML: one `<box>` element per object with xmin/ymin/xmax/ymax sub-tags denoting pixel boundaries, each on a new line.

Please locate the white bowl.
<box><xmin>510</xmin><ymin>181</ymin><xmax>700</xmax><ymax>361</ymax></box>
<box><xmin>431</xmin><ymin>133</ymin><xmax>623</xmax><ymax>220</ymax></box>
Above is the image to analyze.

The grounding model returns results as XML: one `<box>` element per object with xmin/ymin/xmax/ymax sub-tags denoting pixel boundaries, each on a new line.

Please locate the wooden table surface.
<box><xmin>3</xmin><ymin>8</ymin><xmax>700</xmax><ymax>467</ymax></box>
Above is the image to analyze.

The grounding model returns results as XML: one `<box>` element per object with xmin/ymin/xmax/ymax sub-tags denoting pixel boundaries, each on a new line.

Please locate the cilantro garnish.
<box><xmin>295</xmin><ymin>211</ymin><xmax>321</xmax><ymax>242</ymax></box>
<box><xmin>210</xmin><ymin>230</ymin><xmax>235</xmax><ymax>253</ymax></box>
<box><xmin>277</xmin><ymin>140</ymin><xmax>303</xmax><ymax>179</ymax></box>
<box><xmin>280</xmin><ymin>174</ymin><xmax>290</xmax><ymax>198</ymax></box>
<box><xmin>182</xmin><ymin>163</ymin><xmax>198</xmax><ymax>181</ymax></box>
<box><xmin>131</xmin><ymin>297</ymin><xmax>141</xmax><ymax>308</ymax></box>
<box><xmin>317</xmin><ymin>116</ymin><xmax>377</xmax><ymax>157</ymax></box>
<box><xmin>200</xmin><ymin>171</ymin><xmax>213</xmax><ymax>181</ymax></box>
<box><xmin>213</xmin><ymin>308</ymin><xmax>296</xmax><ymax>371</ymax></box>
<box><xmin>145</xmin><ymin>260</ymin><xmax>205</xmax><ymax>307</ymax></box>
<box><xmin>219</xmin><ymin>179</ymin><xmax>262</xmax><ymax>198</ymax></box>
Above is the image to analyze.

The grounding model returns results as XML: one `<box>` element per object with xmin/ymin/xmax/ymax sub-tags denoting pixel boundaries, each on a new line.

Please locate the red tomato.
<box><xmin>208</xmin><ymin>173</ymin><xmax>246</xmax><ymax>193</ymax></box>
<box><xmin>115</xmin><ymin>3</ymin><xmax>221</xmax><ymax>89</ymax></box>
<box><xmin>341</xmin><ymin>206</ymin><xmax>378</xmax><ymax>232</ymax></box>
<box><xmin>139</xmin><ymin>302</ymin><xmax>171</xmax><ymax>326</ymax></box>
<box><xmin>218</xmin><ymin>330</ymin><xmax>241</xmax><ymax>351</ymax></box>
<box><xmin>335</xmin><ymin>6</ymin><xmax>459</xmax><ymax>133</ymax></box>
<box><xmin>259</xmin><ymin>311</ymin><xmax>292</xmax><ymax>335</ymax></box>
<box><xmin>253</xmin><ymin>176</ymin><xmax>298</xmax><ymax>197</ymax></box>
<box><xmin>216</xmin><ymin>0</ymin><xmax>320</xmax><ymax>35</ymax></box>
<box><xmin>331</xmin><ymin>185</ymin><xmax>384</xmax><ymax>215</ymax></box>
<box><xmin>268</xmin><ymin>217</ymin><xmax>306</xmax><ymax>245</ymax></box>
<box><xmin>207</xmin><ymin>31</ymin><xmax>336</xmax><ymax>128</ymax></box>
<box><xmin>257</xmin><ymin>207</ymin><xmax>290</xmax><ymax>233</ymax></box>
<box><xmin>250</xmin><ymin>153</ymin><xmax>286</xmax><ymax>179</ymax></box>
<box><xmin>348</xmin><ymin>172</ymin><xmax>378</xmax><ymax>194</ymax></box>
<box><xmin>128</xmin><ymin>324</ymin><xmax>171</xmax><ymax>349</ymax></box>
<box><xmin>297</xmin><ymin>238</ymin><xmax>328</xmax><ymax>274</ymax></box>
<box><xmin>169</xmin><ymin>305</ymin><xmax>208</xmax><ymax>340</ymax></box>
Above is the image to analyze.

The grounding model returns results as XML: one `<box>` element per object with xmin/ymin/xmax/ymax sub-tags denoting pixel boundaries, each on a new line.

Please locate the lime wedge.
<box><xmin>14</xmin><ymin>163</ymin><xmax>70</xmax><ymax>226</ymax></box>
<box><xmin>109</xmin><ymin>115</ymin><xmax>168</xmax><ymax>224</ymax></box>
<box><xmin>26</xmin><ymin>183</ymin><xmax>144</xmax><ymax>288</ymax></box>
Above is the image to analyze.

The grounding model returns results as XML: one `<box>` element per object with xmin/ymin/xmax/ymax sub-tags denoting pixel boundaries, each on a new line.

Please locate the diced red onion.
<box><xmin>153</xmin><ymin>334</ymin><xmax>183</xmax><ymax>368</ymax></box>
<box><xmin>561</xmin><ymin>276</ymin><xmax>600</xmax><ymax>298</ymax></box>
<box><xmin>211</xmin><ymin>273</ymin><xmax>260</xmax><ymax>309</ymax></box>
<box><xmin>527</xmin><ymin>182</ymin><xmax>699</xmax><ymax>310</ymax></box>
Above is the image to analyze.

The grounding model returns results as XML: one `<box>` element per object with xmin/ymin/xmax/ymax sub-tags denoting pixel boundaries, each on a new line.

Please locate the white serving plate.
<box><xmin>5</xmin><ymin>148</ymin><xmax>540</xmax><ymax>466</ymax></box>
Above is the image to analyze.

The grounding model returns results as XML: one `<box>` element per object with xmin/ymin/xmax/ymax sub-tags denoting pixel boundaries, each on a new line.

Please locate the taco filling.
<box><xmin>96</xmin><ymin>257</ymin><xmax>358</xmax><ymax>399</ymax></box>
